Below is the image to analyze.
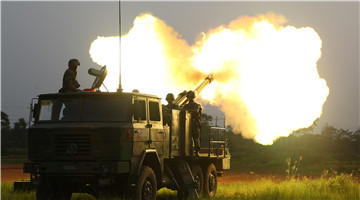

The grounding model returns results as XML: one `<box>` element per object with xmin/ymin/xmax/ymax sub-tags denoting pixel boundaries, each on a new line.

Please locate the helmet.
<box><xmin>186</xmin><ymin>90</ymin><xmax>195</xmax><ymax>98</ymax></box>
<box><xmin>68</xmin><ymin>59</ymin><xmax>80</xmax><ymax>68</ymax></box>
<box><xmin>166</xmin><ymin>93</ymin><xmax>175</xmax><ymax>101</ymax></box>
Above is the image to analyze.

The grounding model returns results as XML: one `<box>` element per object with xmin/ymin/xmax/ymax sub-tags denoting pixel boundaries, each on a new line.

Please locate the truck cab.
<box><xmin>25</xmin><ymin>91</ymin><xmax>164</xmax><ymax>198</ymax></box>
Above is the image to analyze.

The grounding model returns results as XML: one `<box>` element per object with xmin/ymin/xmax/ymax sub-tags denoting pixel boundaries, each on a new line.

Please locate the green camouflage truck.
<box><xmin>21</xmin><ymin>69</ymin><xmax>230</xmax><ymax>200</ymax></box>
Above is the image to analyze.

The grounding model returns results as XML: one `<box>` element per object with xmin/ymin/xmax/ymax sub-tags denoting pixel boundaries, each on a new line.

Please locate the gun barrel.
<box><xmin>173</xmin><ymin>73</ymin><xmax>214</xmax><ymax>107</ymax></box>
<box><xmin>193</xmin><ymin>73</ymin><xmax>214</xmax><ymax>97</ymax></box>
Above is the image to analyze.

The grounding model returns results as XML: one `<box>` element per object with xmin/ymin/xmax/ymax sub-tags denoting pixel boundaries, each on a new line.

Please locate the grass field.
<box><xmin>2</xmin><ymin>170</ymin><xmax>359</xmax><ymax>200</ymax></box>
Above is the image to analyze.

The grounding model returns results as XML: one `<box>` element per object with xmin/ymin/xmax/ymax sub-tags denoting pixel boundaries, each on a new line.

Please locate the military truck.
<box><xmin>21</xmin><ymin>67</ymin><xmax>230</xmax><ymax>200</ymax></box>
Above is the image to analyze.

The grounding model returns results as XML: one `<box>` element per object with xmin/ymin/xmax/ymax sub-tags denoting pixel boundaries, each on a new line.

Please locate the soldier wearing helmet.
<box><xmin>163</xmin><ymin>93</ymin><xmax>179</xmax><ymax>126</ymax></box>
<box><xmin>166</xmin><ymin>93</ymin><xmax>178</xmax><ymax>109</ymax></box>
<box><xmin>59</xmin><ymin>59</ymin><xmax>81</xmax><ymax>93</ymax></box>
<box><xmin>184</xmin><ymin>90</ymin><xmax>202</xmax><ymax>157</ymax></box>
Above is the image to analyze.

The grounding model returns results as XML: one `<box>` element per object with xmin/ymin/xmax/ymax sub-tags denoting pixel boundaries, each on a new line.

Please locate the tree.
<box><xmin>352</xmin><ymin>129</ymin><xmax>360</xmax><ymax>155</ymax></box>
<box><xmin>1</xmin><ymin>112</ymin><xmax>11</xmax><ymax>155</ymax></box>
<box><xmin>12</xmin><ymin>118</ymin><xmax>28</xmax><ymax>148</ymax></box>
<box><xmin>201</xmin><ymin>113</ymin><xmax>213</xmax><ymax>126</ymax></box>
<box><xmin>1</xmin><ymin>111</ymin><xmax>10</xmax><ymax>131</ymax></box>
<box><xmin>13</xmin><ymin>118</ymin><xmax>27</xmax><ymax>131</ymax></box>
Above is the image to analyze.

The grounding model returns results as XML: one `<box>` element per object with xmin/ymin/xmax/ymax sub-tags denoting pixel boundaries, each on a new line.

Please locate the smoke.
<box><xmin>89</xmin><ymin>12</ymin><xmax>329</xmax><ymax>144</ymax></box>
<box><xmin>89</xmin><ymin>13</ymin><xmax>203</xmax><ymax>94</ymax></box>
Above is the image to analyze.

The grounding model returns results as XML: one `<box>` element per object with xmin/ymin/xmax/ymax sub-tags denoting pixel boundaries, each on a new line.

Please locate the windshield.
<box><xmin>38</xmin><ymin>96</ymin><xmax>130</xmax><ymax>122</ymax></box>
<box><xmin>82</xmin><ymin>98</ymin><xmax>130</xmax><ymax>122</ymax></box>
<box><xmin>39</xmin><ymin>99</ymin><xmax>80</xmax><ymax>121</ymax></box>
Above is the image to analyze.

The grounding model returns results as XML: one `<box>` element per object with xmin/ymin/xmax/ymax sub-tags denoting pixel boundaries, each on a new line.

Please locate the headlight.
<box><xmin>32</xmin><ymin>164</ymin><xmax>40</xmax><ymax>174</ymax></box>
<box><xmin>100</xmin><ymin>164</ymin><xmax>109</xmax><ymax>173</ymax></box>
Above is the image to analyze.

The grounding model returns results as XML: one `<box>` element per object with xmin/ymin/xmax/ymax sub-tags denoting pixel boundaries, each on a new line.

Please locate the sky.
<box><xmin>1</xmin><ymin>1</ymin><xmax>359</xmax><ymax>132</ymax></box>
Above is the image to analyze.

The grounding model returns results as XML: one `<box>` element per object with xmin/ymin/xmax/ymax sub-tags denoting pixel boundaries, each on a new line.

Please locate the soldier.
<box><xmin>55</xmin><ymin>59</ymin><xmax>81</xmax><ymax>120</ymax></box>
<box><xmin>183</xmin><ymin>90</ymin><xmax>202</xmax><ymax>157</ymax></box>
<box><xmin>59</xmin><ymin>59</ymin><xmax>81</xmax><ymax>93</ymax></box>
<box><xmin>163</xmin><ymin>93</ymin><xmax>179</xmax><ymax>126</ymax></box>
<box><xmin>165</xmin><ymin>93</ymin><xmax>179</xmax><ymax>110</ymax></box>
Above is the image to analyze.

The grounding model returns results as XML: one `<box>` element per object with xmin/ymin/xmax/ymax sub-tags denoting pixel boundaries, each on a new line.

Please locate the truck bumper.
<box><xmin>23</xmin><ymin>161</ymin><xmax>129</xmax><ymax>174</ymax></box>
<box><xmin>14</xmin><ymin>180</ymin><xmax>35</xmax><ymax>191</ymax></box>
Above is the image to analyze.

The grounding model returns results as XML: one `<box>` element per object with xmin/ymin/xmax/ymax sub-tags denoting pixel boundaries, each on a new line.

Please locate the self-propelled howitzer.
<box><xmin>18</xmin><ymin>70</ymin><xmax>229</xmax><ymax>200</ymax></box>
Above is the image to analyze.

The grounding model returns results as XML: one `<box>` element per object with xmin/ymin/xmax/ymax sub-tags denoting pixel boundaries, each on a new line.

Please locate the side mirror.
<box><xmin>32</xmin><ymin>103</ymin><xmax>39</xmax><ymax>119</ymax></box>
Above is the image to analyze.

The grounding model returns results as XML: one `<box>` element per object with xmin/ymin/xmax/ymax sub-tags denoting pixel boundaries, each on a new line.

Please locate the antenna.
<box><xmin>117</xmin><ymin>0</ymin><xmax>123</xmax><ymax>92</ymax></box>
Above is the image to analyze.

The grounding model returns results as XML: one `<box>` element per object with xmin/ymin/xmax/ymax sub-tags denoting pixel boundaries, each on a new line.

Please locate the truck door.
<box><xmin>148</xmin><ymin>99</ymin><xmax>165</xmax><ymax>156</ymax></box>
<box><xmin>133</xmin><ymin>97</ymin><xmax>149</xmax><ymax>156</ymax></box>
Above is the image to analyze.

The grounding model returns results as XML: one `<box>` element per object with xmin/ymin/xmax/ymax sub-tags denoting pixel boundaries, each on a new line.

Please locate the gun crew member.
<box><xmin>183</xmin><ymin>90</ymin><xmax>202</xmax><ymax>157</ymax></box>
<box><xmin>59</xmin><ymin>58</ymin><xmax>81</xmax><ymax>93</ymax></box>
<box><xmin>163</xmin><ymin>93</ymin><xmax>179</xmax><ymax>126</ymax></box>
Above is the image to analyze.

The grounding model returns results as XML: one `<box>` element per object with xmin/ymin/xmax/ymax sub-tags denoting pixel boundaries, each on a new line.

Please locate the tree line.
<box><xmin>1</xmin><ymin>112</ymin><xmax>28</xmax><ymax>155</ymax></box>
<box><xmin>2</xmin><ymin>111</ymin><xmax>359</xmax><ymax>174</ymax></box>
<box><xmin>200</xmin><ymin>113</ymin><xmax>360</xmax><ymax>173</ymax></box>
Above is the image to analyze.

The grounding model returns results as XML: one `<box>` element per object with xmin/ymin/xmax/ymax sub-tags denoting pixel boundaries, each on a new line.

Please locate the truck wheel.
<box><xmin>135</xmin><ymin>166</ymin><xmax>157</xmax><ymax>200</ymax></box>
<box><xmin>37</xmin><ymin>188</ymin><xmax>72</xmax><ymax>200</ymax></box>
<box><xmin>176</xmin><ymin>189</ymin><xmax>188</xmax><ymax>200</ymax></box>
<box><xmin>55</xmin><ymin>190</ymin><xmax>72</xmax><ymax>200</ymax></box>
<box><xmin>203</xmin><ymin>163</ymin><xmax>217</xmax><ymax>198</ymax></box>
<box><xmin>63</xmin><ymin>192</ymin><xmax>72</xmax><ymax>200</ymax></box>
<box><xmin>192</xmin><ymin>164</ymin><xmax>203</xmax><ymax>197</ymax></box>
<box><xmin>36</xmin><ymin>186</ymin><xmax>52</xmax><ymax>200</ymax></box>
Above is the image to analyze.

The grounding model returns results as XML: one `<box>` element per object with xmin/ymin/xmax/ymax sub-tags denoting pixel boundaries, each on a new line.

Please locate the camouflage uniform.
<box><xmin>55</xmin><ymin>59</ymin><xmax>81</xmax><ymax>120</ymax></box>
<box><xmin>59</xmin><ymin>59</ymin><xmax>81</xmax><ymax>93</ymax></box>
<box><xmin>184</xmin><ymin>101</ymin><xmax>202</xmax><ymax>154</ymax></box>
<box><xmin>163</xmin><ymin>93</ymin><xmax>179</xmax><ymax>126</ymax></box>
<box><xmin>59</xmin><ymin>69</ymin><xmax>80</xmax><ymax>93</ymax></box>
<box><xmin>163</xmin><ymin>104</ymin><xmax>179</xmax><ymax>126</ymax></box>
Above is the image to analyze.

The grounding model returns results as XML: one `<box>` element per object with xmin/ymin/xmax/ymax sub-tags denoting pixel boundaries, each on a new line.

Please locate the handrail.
<box><xmin>209</xmin><ymin>127</ymin><xmax>225</xmax><ymax>130</ymax></box>
<box><xmin>208</xmin><ymin>127</ymin><xmax>226</xmax><ymax>158</ymax></box>
<box><xmin>210</xmin><ymin>141</ymin><xmax>225</xmax><ymax>144</ymax></box>
<box><xmin>28</xmin><ymin>98</ymin><xmax>38</xmax><ymax>128</ymax></box>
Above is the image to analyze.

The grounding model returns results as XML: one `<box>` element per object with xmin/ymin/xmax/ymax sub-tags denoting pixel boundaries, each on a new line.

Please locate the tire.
<box><xmin>36</xmin><ymin>186</ymin><xmax>52</xmax><ymax>200</ymax></box>
<box><xmin>176</xmin><ymin>189</ymin><xmax>188</xmax><ymax>200</ymax></box>
<box><xmin>37</xmin><ymin>188</ymin><xmax>72</xmax><ymax>200</ymax></box>
<box><xmin>134</xmin><ymin>166</ymin><xmax>157</xmax><ymax>200</ymax></box>
<box><xmin>54</xmin><ymin>191</ymin><xmax>72</xmax><ymax>200</ymax></box>
<box><xmin>192</xmin><ymin>164</ymin><xmax>203</xmax><ymax>197</ymax></box>
<box><xmin>63</xmin><ymin>192</ymin><xmax>72</xmax><ymax>200</ymax></box>
<box><xmin>203</xmin><ymin>163</ymin><xmax>217</xmax><ymax>198</ymax></box>
<box><xmin>36</xmin><ymin>177</ymin><xmax>72</xmax><ymax>200</ymax></box>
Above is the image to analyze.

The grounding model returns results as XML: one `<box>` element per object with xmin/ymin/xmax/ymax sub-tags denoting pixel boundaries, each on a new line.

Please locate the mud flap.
<box><xmin>167</xmin><ymin>159</ymin><xmax>199</xmax><ymax>199</ymax></box>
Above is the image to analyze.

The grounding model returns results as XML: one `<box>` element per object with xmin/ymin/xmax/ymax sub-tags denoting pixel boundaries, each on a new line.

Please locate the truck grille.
<box><xmin>54</xmin><ymin>134</ymin><xmax>91</xmax><ymax>156</ymax></box>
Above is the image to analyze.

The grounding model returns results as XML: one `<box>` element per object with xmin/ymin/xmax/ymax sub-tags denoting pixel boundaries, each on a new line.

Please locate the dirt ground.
<box><xmin>1</xmin><ymin>164</ymin><xmax>29</xmax><ymax>184</ymax></box>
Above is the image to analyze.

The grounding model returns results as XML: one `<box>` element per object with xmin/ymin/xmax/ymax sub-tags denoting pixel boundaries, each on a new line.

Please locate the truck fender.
<box><xmin>133</xmin><ymin>149</ymin><xmax>162</xmax><ymax>186</ymax></box>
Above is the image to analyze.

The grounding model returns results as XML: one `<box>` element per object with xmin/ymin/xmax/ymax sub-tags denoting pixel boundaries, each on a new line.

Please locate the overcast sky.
<box><xmin>1</xmin><ymin>1</ymin><xmax>359</xmax><ymax>131</ymax></box>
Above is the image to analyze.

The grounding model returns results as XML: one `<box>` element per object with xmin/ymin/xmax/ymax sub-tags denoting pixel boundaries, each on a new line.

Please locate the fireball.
<box><xmin>89</xmin><ymin>12</ymin><xmax>329</xmax><ymax>145</ymax></box>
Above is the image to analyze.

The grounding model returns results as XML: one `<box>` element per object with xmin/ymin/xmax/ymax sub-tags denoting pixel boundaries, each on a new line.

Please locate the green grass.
<box><xmin>214</xmin><ymin>172</ymin><xmax>360</xmax><ymax>200</ymax></box>
<box><xmin>2</xmin><ymin>171</ymin><xmax>359</xmax><ymax>200</ymax></box>
<box><xmin>1</xmin><ymin>184</ymin><xmax>36</xmax><ymax>200</ymax></box>
<box><xmin>230</xmin><ymin>151</ymin><xmax>360</xmax><ymax>175</ymax></box>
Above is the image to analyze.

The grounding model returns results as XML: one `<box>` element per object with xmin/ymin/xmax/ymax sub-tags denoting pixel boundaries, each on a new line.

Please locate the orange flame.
<box><xmin>89</xmin><ymin>13</ymin><xmax>329</xmax><ymax>145</ymax></box>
